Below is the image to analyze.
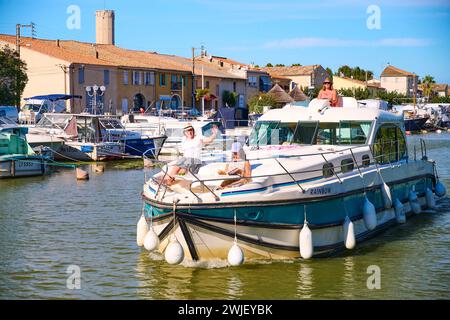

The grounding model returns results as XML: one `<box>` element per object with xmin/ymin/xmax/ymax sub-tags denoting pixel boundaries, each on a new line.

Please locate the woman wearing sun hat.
<box><xmin>318</xmin><ymin>77</ymin><xmax>340</xmax><ymax>107</ymax></box>
<box><xmin>160</xmin><ymin>123</ymin><xmax>219</xmax><ymax>186</ymax></box>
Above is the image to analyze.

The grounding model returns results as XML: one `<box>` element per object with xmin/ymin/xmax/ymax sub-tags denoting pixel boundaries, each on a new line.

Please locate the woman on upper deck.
<box><xmin>318</xmin><ymin>77</ymin><xmax>340</xmax><ymax>107</ymax></box>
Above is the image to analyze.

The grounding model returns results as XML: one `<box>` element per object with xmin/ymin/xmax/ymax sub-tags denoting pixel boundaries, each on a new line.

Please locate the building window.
<box><xmin>133</xmin><ymin>71</ymin><xmax>141</xmax><ymax>85</ymax></box>
<box><xmin>205</xmin><ymin>81</ymin><xmax>210</xmax><ymax>89</ymax></box>
<box><xmin>160</xmin><ymin>73</ymin><xmax>166</xmax><ymax>86</ymax></box>
<box><xmin>144</xmin><ymin>72</ymin><xmax>155</xmax><ymax>86</ymax></box>
<box><xmin>248</xmin><ymin>76</ymin><xmax>257</xmax><ymax>87</ymax></box>
<box><xmin>78</xmin><ymin>67</ymin><xmax>84</xmax><ymax>84</ymax></box>
<box><xmin>259</xmin><ymin>76</ymin><xmax>271</xmax><ymax>92</ymax></box>
<box><xmin>104</xmin><ymin>70</ymin><xmax>110</xmax><ymax>86</ymax></box>
<box><xmin>233</xmin><ymin>81</ymin><xmax>236</xmax><ymax>92</ymax></box>
<box><xmin>123</xmin><ymin>70</ymin><xmax>128</xmax><ymax>85</ymax></box>
<box><xmin>170</xmin><ymin>74</ymin><xmax>182</xmax><ymax>90</ymax></box>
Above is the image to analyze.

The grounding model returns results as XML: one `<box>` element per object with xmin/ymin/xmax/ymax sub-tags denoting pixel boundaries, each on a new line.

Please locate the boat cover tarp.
<box><xmin>24</xmin><ymin>94</ymin><xmax>82</xmax><ymax>101</ymax></box>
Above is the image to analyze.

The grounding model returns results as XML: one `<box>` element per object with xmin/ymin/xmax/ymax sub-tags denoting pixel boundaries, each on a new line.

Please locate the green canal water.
<box><xmin>0</xmin><ymin>133</ymin><xmax>449</xmax><ymax>299</ymax></box>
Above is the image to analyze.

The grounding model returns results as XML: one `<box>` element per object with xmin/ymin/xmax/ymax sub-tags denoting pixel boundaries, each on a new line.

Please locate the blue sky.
<box><xmin>1</xmin><ymin>0</ymin><xmax>449</xmax><ymax>83</ymax></box>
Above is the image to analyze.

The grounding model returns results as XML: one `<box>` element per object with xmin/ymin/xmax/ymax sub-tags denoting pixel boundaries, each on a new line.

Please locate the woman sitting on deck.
<box><xmin>216</xmin><ymin>142</ymin><xmax>252</xmax><ymax>190</ymax></box>
<box><xmin>318</xmin><ymin>77</ymin><xmax>341</xmax><ymax>107</ymax></box>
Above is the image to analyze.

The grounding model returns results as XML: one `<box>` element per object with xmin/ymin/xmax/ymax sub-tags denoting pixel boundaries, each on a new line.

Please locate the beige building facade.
<box><xmin>380</xmin><ymin>65</ymin><xmax>418</xmax><ymax>96</ymax></box>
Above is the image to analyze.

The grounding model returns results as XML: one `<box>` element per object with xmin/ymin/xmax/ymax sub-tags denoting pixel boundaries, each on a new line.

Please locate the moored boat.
<box><xmin>138</xmin><ymin>97</ymin><xmax>446</xmax><ymax>264</ymax></box>
<box><xmin>0</xmin><ymin>119</ymin><xmax>50</xmax><ymax>178</ymax></box>
<box><xmin>27</xmin><ymin>113</ymin><xmax>166</xmax><ymax>161</ymax></box>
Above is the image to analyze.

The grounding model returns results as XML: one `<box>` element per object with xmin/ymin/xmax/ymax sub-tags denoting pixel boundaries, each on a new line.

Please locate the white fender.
<box><xmin>136</xmin><ymin>215</ymin><xmax>148</xmax><ymax>247</ymax></box>
<box><xmin>143</xmin><ymin>226</ymin><xmax>160</xmax><ymax>251</ymax></box>
<box><xmin>299</xmin><ymin>223</ymin><xmax>313</xmax><ymax>259</ymax></box>
<box><xmin>164</xmin><ymin>236</ymin><xmax>184</xmax><ymax>265</ymax></box>
<box><xmin>363</xmin><ymin>196</ymin><xmax>377</xmax><ymax>231</ymax></box>
<box><xmin>343</xmin><ymin>216</ymin><xmax>356</xmax><ymax>250</ymax></box>
<box><xmin>227</xmin><ymin>242</ymin><xmax>244</xmax><ymax>266</ymax></box>
<box><xmin>381</xmin><ymin>182</ymin><xmax>393</xmax><ymax>209</ymax></box>
<box><xmin>425</xmin><ymin>188</ymin><xmax>436</xmax><ymax>209</ymax></box>
<box><xmin>409</xmin><ymin>190</ymin><xmax>421</xmax><ymax>214</ymax></box>
<box><xmin>435</xmin><ymin>181</ymin><xmax>447</xmax><ymax>197</ymax></box>
<box><xmin>394</xmin><ymin>198</ymin><xmax>406</xmax><ymax>224</ymax></box>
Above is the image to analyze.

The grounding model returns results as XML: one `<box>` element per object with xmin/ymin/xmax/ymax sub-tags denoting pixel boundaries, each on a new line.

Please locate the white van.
<box><xmin>19</xmin><ymin>97</ymin><xmax>67</xmax><ymax>124</ymax></box>
<box><xmin>0</xmin><ymin>106</ymin><xmax>19</xmax><ymax>122</ymax></box>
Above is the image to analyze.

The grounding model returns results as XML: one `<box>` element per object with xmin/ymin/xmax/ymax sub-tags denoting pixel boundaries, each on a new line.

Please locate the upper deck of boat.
<box><xmin>259</xmin><ymin>98</ymin><xmax>403</xmax><ymax>124</ymax></box>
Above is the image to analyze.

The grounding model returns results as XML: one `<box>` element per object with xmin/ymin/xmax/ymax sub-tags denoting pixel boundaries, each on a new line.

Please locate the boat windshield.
<box><xmin>249</xmin><ymin>121</ymin><xmax>372</xmax><ymax>146</ymax></box>
<box><xmin>36</xmin><ymin>114</ymin><xmax>72</xmax><ymax>129</ymax></box>
<box><xmin>99</xmin><ymin>118</ymin><xmax>124</xmax><ymax>130</ymax></box>
<box><xmin>23</xmin><ymin>104</ymin><xmax>41</xmax><ymax>112</ymax></box>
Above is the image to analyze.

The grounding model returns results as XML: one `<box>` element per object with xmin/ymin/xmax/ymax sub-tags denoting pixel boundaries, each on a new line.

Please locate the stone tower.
<box><xmin>95</xmin><ymin>10</ymin><xmax>115</xmax><ymax>45</ymax></box>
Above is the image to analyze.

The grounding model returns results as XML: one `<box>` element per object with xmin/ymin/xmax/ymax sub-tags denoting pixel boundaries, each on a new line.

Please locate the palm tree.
<box><xmin>421</xmin><ymin>75</ymin><xmax>435</xmax><ymax>100</ymax></box>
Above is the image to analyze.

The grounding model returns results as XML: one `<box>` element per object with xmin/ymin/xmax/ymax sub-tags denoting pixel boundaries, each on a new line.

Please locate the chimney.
<box><xmin>96</xmin><ymin>10</ymin><xmax>115</xmax><ymax>45</ymax></box>
<box><xmin>92</xmin><ymin>44</ymin><xmax>99</xmax><ymax>59</ymax></box>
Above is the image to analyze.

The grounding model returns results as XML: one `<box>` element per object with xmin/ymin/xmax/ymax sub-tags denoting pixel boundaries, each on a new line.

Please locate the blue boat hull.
<box><xmin>123</xmin><ymin>136</ymin><xmax>166</xmax><ymax>158</ymax></box>
<box><xmin>405</xmin><ymin>116</ymin><xmax>429</xmax><ymax>131</ymax></box>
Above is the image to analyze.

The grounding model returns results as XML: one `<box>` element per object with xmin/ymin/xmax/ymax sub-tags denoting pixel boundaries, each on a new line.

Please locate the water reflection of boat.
<box><xmin>139</xmin><ymin>97</ymin><xmax>445</xmax><ymax>264</ymax></box>
<box><xmin>0</xmin><ymin>117</ymin><xmax>50</xmax><ymax>178</ymax></box>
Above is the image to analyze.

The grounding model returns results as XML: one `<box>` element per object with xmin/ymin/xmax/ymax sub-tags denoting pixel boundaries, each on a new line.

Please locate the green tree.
<box><xmin>335</xmin><ymin>65</ymin><xmax>373</xmax><ymax>81</ymax></box>
<box><xmin>325</xmin><ymin>67</ymin><xmax>333</xmax><ymax>78</ymax></box>
<box><xmin>291</xmin><ymin>63</ymin><xmax>302</xmax><ymax>67</ymax></box>
<box><xmin>248</xmin><ymin>93</ymin><xmax>276</xmax><ymax>114</ymax></box>
<box><xmin>195</xmin><ymin>88</ymin><xmax>210</xmax><ymax>101</ymax></box>
<box><xmin>376</xmin><ymin>91</ymin><xmax>412</xmax><ymax>105</ymax></box>
<box><xmin>337</xmin><ymin>88</ymin><xmax>371</xmax><ymax>100</ymax></box>
<box><xmin>421</xmin><ymin>75</ymin><xmax>435</xmax><ymax>99</ymax></box>
<box><xmin>265</xmin><ymin>63</ymin><xmax>273</xmax><ymax>67</ymax></box>
<box><xmin>275</xmin><ymin>64</ymin><xmax>285</xmax><ymax>67</ymax></box>
<box><xmin>222</xmin><ymin>90</ymin><xmax>238</xmax><ymax>107</ymax></box>
<box><xmin>0</xmin><ymin>45</ymin><xmax>28</xmax><ymax>107</ymax></box>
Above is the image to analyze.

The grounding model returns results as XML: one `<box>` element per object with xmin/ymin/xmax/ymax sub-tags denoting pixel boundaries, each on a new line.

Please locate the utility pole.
<box><xmin>15</xmin><ymin>22</ymin><xmax>36</xmax><ymax>56</ymax></box>
<box><xmin>192</xmin><ymin>47</ymin><xmax>196</xmax><ymax>110</ymax></box>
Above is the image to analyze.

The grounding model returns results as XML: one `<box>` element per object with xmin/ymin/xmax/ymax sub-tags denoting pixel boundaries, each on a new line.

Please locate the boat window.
<box><xmin>294</xmin><ymin>121</ymin><xmax>318</xmax><ymax>145</ymax></box>
<box><xmin>316</xmin><ymin>122</ymin><xmax>338</xmax><ymax>145</ymax></box>
<box><xmin>322</xmin><ymin>163</ymin><xmax>335</xmax><ymax>178</ymax></box>
<box><xmin>77</xmin><ymin>118</ymin><xmax>97</xmax><ymax>142</ymax></box>
<box><xmin>339</xmin><ymin>121</ymin><xmax>371</xmax><ymax>145</ymax></box>
<box><xmin>362</xmin><ymin>154</ymin><xmax>370</xmax><ymax>167</ymax></box>
<box><xmin>99</xmin><ymin>118</ymin><xmax>124</xmax><ymax>129</ymax></box>
<box><xmin>249</xmin><ymin>121</ymin><xmax>318</xmax><ymax>146</ymax></box>
<box><xmin>340</xmin><ymin>158</ymin><xmax>354</xmax><ymax>173</ymax></box>
<box><xmin>202</xmin><ymin>122</ymin><xmax>222</xmax><ymax>137</ymax></box>
<box><xmin>373</xmin><ymin>124</ymin><xmax>407</xmax><ymax>164</ymax></box>
<box><xmin>248</xmin><ymin>121</ymin><xmax>280</xmax><ymax>146</ymax></box>
<box><xmin>24</xmin><ymin>104</ymin><xmax>41</xmax><ymax>112</ymax></box>
<box><xmin>36</xmin><ymin>114</ymin><xmax>71</xmax><ymax>129</ymax></box>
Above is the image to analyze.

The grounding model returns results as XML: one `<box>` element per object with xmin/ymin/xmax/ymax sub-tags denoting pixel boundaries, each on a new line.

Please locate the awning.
<box><xmin>24</xmin><ymin>94</ymin><xmax>82</xmax><ymax>101</ymax></box>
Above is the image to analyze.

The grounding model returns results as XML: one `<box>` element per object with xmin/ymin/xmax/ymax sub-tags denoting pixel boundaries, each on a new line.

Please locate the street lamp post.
<box><xmin>85</xmin><ymin>85</ymin><xmax>106</xmax><ymax>114</ymax></box>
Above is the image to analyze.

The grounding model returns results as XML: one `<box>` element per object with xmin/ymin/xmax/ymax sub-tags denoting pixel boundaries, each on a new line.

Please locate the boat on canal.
<box><xmin>138</xmin><ymin>97</ymin><xmax>447</xmax><ymax>264</ymax></box>
<box><xmin>27</xmin><ymin>113</ymin><xmax>167</xmax><ymax>161</ymax></box>
<box><xmin>0</xmin><ymin>117</ymin><xmax>50</xmax><ymax>178</ymax></box>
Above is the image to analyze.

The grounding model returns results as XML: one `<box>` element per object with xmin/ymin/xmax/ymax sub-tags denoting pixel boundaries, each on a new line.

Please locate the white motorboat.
<box><xmin>137</xmin><ymin>97</ymin><xmax>446</xmax><ymax>264</ymax></box>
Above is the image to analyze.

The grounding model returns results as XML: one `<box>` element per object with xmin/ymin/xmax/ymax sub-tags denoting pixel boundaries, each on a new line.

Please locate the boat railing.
<box><xmin>144</xmin><ymin>139</ymin><xmax>422</xmax><ymax>201</ymax></box>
